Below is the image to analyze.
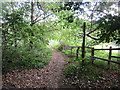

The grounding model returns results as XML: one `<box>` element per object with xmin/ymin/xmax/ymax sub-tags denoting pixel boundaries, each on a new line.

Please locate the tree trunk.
<box><xmin>30</xmin><ymin>1</ymin><xmax>34</xmax><ymax>48</ymax></box>
<box><xmin>31</xmin><ymin>1</ymin><xmax>34</xmax><ymax>26</ymax></box>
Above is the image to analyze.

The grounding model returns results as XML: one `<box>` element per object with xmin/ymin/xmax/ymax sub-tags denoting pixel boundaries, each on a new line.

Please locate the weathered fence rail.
<box><xmin>62</xmin><ymin>45</ymin><xmax>120</xmax><ymax>65</ymax></box>
<box><xmin>91</xmin><ymin>46</ymin><xmax>120</xmax><ymax>65</ymax></box>
<box><xmin>91</xmin><ymin>56</ymin><xmax>120</xmax><ymax>64</ymax></box>
<box><xmin>94</xmin><ymin>48</ymin><xmax>120</xmax><ymax>50</ymax></box>
<box><xmin>111</xmin><ymin>56</ymin><xmax>120</xmax><ymax>58</ymax></box>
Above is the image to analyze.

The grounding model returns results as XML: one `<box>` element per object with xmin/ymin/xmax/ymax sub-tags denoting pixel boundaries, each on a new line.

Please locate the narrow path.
<box><xmin>44</xmin><ymin>49</ymin><xmax>68</xmax><ymax>88</ymax></box>
<box><xmin>2</xmin><ymin>49</ymin><xmax>69</xmax><ymax>88</ymax></box>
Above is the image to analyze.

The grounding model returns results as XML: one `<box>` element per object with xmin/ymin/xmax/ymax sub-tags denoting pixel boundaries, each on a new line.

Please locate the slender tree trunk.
<box><xmin>30</xmin><ymin>1</ymin><xmax>34</xmax><ymax>48</ymax></box>
<box><xmin>117</xmin><ymin>15</ymin><xmax>120</xmax><ymax>81</ymax></box>
<box><xmin>31</xmin><ymin>1</ymin><xmax>34</xmax><ymax>26</ymax></box>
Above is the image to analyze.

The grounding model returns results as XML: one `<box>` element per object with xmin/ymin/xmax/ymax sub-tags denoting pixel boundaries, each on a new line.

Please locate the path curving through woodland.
<box><xmin>2</xmin><ymin>49</ymin><xmax>70</xmax><ymax>88</ymax></box>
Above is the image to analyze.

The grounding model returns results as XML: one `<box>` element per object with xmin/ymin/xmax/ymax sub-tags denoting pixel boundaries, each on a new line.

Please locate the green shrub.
<box><xmin>2</xmin><ymin>45</ymin><xmax>52</xmax><ymax>73</ymax></box>
<box><xmin>63</xmin><ymin>61</ymin><xmax>105</xmax><ymax>81</ymax></box>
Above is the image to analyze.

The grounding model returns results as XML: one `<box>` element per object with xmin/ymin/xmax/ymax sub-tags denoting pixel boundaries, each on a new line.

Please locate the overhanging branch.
<box><xmin>87</xmin><ymin>26</ymin><xmax>99</xmax><ymax>35</ymax></box>
<box><xmin>33</xmin><ymin>13</ymin><xmax>53</xmax><ymax>24</ymax></box>
<box><xmin>87</xmin><ymin>30</ymin><xmax>112</xmax><ymax>40</ymax></box>
<box><xmin>87</xmin><ymin>34</ymin><xmax>101</xmax><ymax>40</ymax></box>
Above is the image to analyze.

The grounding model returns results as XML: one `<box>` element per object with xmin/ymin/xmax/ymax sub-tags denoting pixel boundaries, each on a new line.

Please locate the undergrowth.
<box><xmin>62</xmin><ymin>47</ymin><xmax>119</xmax><ymax>87</ymax></box>
<box><xmin>63</xmin><ymin>59</ymin><xmax>105</xmax><ymax>81</ymax></box>
<box><xmin>63</xmin><ymin>57</ymin><xmax>120</xmax><ymax>88</ymax></box>
<box><xmin>2</xmin><ymin>46</ymin><xmax>52</xmax><ymax>73</ymax></box>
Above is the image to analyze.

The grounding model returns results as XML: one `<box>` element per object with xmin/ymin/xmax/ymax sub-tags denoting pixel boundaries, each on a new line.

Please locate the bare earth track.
<box><xmin>2</xmin><ymin>49</ymin><xmax>72</xmax><ymax>88</ymax></box>
<box><xmin>2</xmin><ymin>49</ymin><xmax>120</xmax><ymax>88</ymax></box>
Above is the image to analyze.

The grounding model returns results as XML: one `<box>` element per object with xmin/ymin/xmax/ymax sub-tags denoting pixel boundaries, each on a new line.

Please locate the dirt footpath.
<box><xmin>2</xmin><ymin>49</ymin><xmax>70</xmax><ymax>88</ymax></box>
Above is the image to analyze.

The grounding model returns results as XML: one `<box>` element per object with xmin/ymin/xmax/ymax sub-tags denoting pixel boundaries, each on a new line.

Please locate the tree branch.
<box><xmin>87</xmin><ymin>26</ymin><xmax>99</xmax><ymax>35</ymax></box>
<box><xmin>87</xmin><ymin>29</ymin><xmax>112</xmax><ymax>40</ymax></box>
<box><xmin>37</xmin><ymin>1</ymin><xmax>44</xmax><ymax>12</ymax></box>
<box><xmin>89</xmin><ymin>9</ymin><xmax>108</xmax><ymax>15</ymax></box>
<box><xmin>33</xmin><ymin>14</ymin><xmax>43</xmax><ymax>23</ymax></box>
<box><xmin>47</xmin><ymin>29</ymin><xmax>61</xmax><ymax>32</ymax></box>
<box><xmin>89</xmin><ymin>2</ymin><xmax>98</xmax><ymax>29</ymax></box>
<box><xmin>33</xmin><ymin>13</ymin><xmax>53</xmax><ymax>24</ymax></box>
<box><xmin>87</xmin><ymin>34</ymin><xmax>101</xmax><ymax>40</ymax></box>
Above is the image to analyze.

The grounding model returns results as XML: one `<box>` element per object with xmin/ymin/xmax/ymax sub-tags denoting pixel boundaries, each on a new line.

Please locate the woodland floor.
<box><xmin>2</xmin><ymin>49</ymin><xmax>75</xmax><ymax>88</ymax></box>
<box><xmin>2</xmin><ymin>49</ymin><xmax>120</xmax><ymax>89</ymax></box>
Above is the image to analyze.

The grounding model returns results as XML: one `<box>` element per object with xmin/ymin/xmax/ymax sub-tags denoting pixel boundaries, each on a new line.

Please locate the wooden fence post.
<box><xmin>81</xmin><ymin>22</ymin><xmax>86</xmax><ymax>63</ymax></box>
<box><xmin>71</xmin><ymin>47</ymin><xmax>73</xmax><ymax>55</ymax></box>
<box><xmin>76</xmin><ymin>47</ymin><xmax>80</xmax><ymax>60</ymax></box>
<box><xmin>91</xmin><ymin>47</ymin><xmax>94</xmax><ymax>64</ymax></box>
<box><xmin>108</xmin><ymin>46</ymin><xmax>112</xmax><ymax>65</ymax></box>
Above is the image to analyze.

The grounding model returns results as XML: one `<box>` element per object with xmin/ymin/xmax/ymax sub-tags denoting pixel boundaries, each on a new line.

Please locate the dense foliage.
<box><xmin>2</xmin><ymin>2</ymin><xmax>52</xmax><ymax>72</ymax></box>
<box><xmin>2</xmin><ymin>1</ymin><xmax>119</xmax><ymax>72</ymax></box>
<box><xmin>44</xmin><ymin>2</ymin><xmax>119</xmax><ymax>47</ymax></box>
<box><xmin>1</xmin><ymin>1</ymin><xmax>119</xmax><ymax>88</ymax></box>
<box><xmin>96</xmin><ymin>15</ymin><xmax>120</xmax><ymax>43</ymax></box>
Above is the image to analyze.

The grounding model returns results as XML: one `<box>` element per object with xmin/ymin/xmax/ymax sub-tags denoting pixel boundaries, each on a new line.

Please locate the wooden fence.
<box><xmin>62</xmin><ymin>45</ymin><xmax>120</xmax><ymax>65</ymax></box>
